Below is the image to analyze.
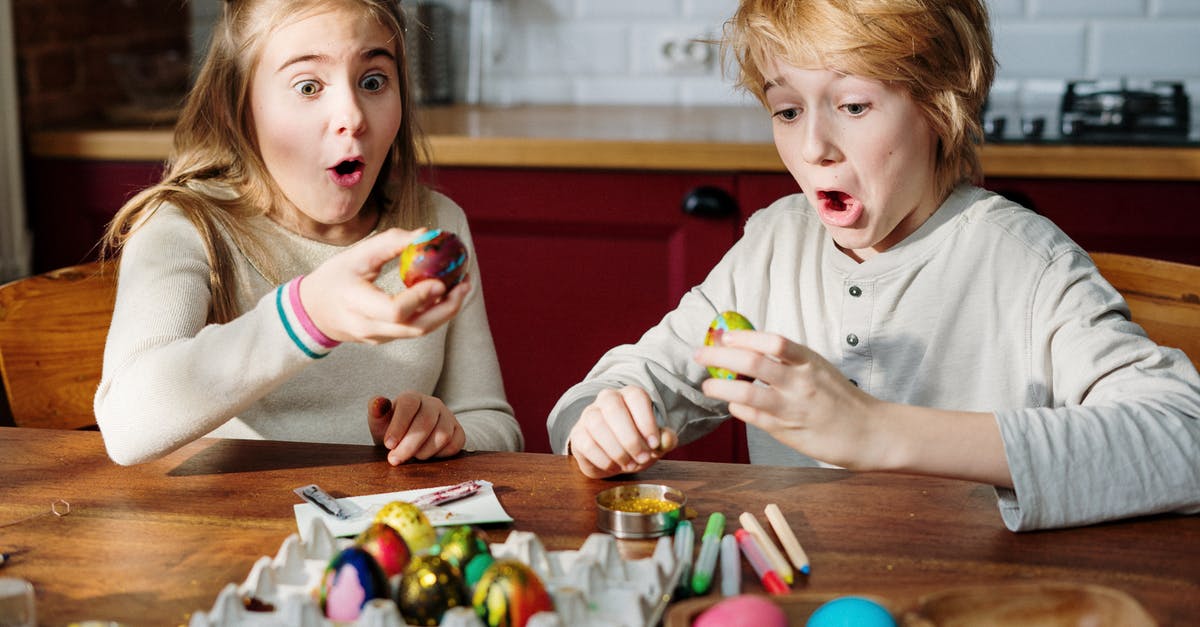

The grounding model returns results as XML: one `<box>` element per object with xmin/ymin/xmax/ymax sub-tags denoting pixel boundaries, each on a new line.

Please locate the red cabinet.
<box><xmin>428</xmin><ymin>167</ymin><xmax>750</xmax><ymax>462</ymax></box>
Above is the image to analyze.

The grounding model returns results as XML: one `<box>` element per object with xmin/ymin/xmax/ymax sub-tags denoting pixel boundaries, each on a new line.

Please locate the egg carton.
<box><xmin>188</xmin><ymin>517</ymin><xmax>682</xmax><ymax>627</ymax></box>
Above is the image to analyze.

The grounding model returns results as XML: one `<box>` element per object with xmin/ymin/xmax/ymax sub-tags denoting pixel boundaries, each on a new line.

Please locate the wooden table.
<box><xmin>1</xmin><ymin>427</ymin><xmax>1196</xmax><ymax>625</ymax></box>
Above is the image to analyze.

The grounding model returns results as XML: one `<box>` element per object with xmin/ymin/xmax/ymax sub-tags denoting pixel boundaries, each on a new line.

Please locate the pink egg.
<box><xmin>693</xmin><ymin>594</ymin><xmax>787</xmax><ymax>627</ymax></box>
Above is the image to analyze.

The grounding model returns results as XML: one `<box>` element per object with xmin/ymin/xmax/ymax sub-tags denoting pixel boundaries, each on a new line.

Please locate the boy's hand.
<box><xmin>695</xmin><ymin>330</ymin><xmax>884</xmax><ymax>470</ymax></box>
<box><xmin>302</xmin><ymin>228</ymin><xmax>470</xmax><ymax>344</ymax></box>
<box><xmin>368</xmin><ymin>393</ymin><xmax>466</xmax><ymax>465</ymax></box>
<box><xmin>566</xmin><ymin>386</ymin><xmax>678</xmax><ymax>478</ymax></box>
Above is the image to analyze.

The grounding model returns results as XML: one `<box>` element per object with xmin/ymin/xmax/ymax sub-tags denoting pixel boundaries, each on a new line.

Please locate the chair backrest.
<box><xmin>1090</xmin><ymin>252</ymin><xmax>1200</xmax><ymax>372</ymax></box>
<box><xmin>0</xmin><ymin>261</ymin><xmax>115</xmax><ymax>429</ymax></box>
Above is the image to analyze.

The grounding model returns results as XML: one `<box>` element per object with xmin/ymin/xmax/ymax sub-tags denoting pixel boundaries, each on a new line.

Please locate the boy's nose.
<box><xmin>800</xmin><ymin>116</ymin><xmax>840</xmax><ymax>166</ymax></box>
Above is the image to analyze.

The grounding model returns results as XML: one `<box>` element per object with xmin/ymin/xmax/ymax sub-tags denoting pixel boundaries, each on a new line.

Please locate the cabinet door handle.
<box><xmin>681</xmin><ymin>186</ymin><xmax>738</xmax><ymax>219</ymax></box>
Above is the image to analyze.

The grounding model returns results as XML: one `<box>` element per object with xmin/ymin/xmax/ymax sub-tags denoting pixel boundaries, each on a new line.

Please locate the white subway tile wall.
<box><xmin>190</xmin><ymin>0</ymin><xmax>1200</xmax><ymax>129</ymax></box>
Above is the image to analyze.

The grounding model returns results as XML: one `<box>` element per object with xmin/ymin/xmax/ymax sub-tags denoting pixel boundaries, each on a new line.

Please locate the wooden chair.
<box><xmin>1090</xmin><ymin>252</ymin><xmax>1200</xmax><ymax>371</ymax></box>
<box><xmin>0</xmin><ymin>261</ymin><xmax>115</xmax><ymax>429</ymax></box>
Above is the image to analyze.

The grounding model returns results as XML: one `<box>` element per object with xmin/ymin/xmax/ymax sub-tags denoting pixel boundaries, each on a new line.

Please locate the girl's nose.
<box><xmin>335</xmin><ymin>91</ymin><xmax>366</xmax><ymax>136</ymax></box>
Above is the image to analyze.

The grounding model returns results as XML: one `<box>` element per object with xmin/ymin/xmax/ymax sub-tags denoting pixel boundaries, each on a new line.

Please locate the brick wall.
<box><xmin>12</xmin><ymin>0</ymin><xmax>190</xmax><ymax>130</ymax></box>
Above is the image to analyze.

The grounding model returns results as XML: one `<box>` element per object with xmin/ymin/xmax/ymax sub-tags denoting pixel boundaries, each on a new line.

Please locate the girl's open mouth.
<box><xmin>328</xmin><ymin>159</ymin><xmax>365</xmax><ymax>187</ymax></box>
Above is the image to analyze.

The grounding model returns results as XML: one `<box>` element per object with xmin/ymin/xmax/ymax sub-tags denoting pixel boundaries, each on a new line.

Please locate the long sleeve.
<box><xmin>96</xmin><ymin>193</ymin><xmax>521</xmax><ymax>465</ymax></box>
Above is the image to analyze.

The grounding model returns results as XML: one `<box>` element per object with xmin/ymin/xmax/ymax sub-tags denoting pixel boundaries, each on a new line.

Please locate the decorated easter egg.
<box><xmin>374</xmin><ymin>501</ymin><xmax>437</xmax><ymax>554</ymax></box>
<box><xmin>399</xmin><ymin>229</ymin><xmax>469</xmax><ymax>289</ymax></box>
<box><xmin>396</xmin><ymin>554</ymin><xmax>470</xmax><ymax>626</ymax></box>
<box><xmin>693</xmin><ymin>594</ymin><xmax>788</xmax><ymax>627</ymax></box>
<box><xmin>435</xmin><ymin>525</ymin><xmax>491</xmax><ymax>572</ymax></box>
<box><xmin>704</xmin><ymin>310</ymin><xmax>756</xmax><ymax>380</ymax></box>
<box><xmin>355</xmin><ymin>521</ymin><xmax>412</xmax><ymax>579</ymax></box>
<box><xmin>319</xmin><ymin>546</ymin><xmax>390</xmax><ymax>622</ymax></box>
<box><xmin>472</xmin><ymin>559</ymin><xmax>555</xmax><ymax>627</ymax></box>
<box><xmin>806</xmin><ymin>596</ymin><xmax>896</xmax><ymax>627</ymax></box>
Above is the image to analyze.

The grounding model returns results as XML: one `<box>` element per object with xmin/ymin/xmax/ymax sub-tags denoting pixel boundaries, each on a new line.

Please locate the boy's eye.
<box><xmin>360</xmin><ymin>73</ymin><xmax>388</xmax><ymax>92</ymax></box>
<box><xmin>844</xmin><ymin>102</ymin><xmax>869</xmax><ymax>115</ymax></box>
<box><xmin>294</xmin><ymin>80</ymin><xmax>321</xmax><ymax>96</ymax></box>
<box><xmin>773</xmin><ymin>108</ymin><xmax>799</xmax><ymax>121</ymax></box>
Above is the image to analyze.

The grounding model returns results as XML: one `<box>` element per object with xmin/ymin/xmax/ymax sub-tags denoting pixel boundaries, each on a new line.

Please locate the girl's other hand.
<box><xmin>368</xmin><ymin>393</ymin><xmax>466</xmax><ymax>465</ymax></box>
<box><xmin>566</xmin><ymin>386</ymin><xmax>678</xmax><ymax>478</ymax></box>
<box><xmin>301</xmin><ymin>228</ymin><xmax>470</xmax><ymax>344</ymax></box>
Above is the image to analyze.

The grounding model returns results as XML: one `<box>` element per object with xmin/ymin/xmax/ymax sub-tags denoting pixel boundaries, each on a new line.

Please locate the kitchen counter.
<box><xmin>27</xmin><ymin>104</ymin><xmax>1200</xmax><ymax>180</ymax></box>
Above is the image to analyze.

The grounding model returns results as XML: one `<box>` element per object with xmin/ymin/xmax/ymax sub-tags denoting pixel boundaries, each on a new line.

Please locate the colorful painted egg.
<box><xmin>704</xmin><ymin>310</ymin><xmax>756</xmax><ymax>380</ymax></box>
<box><xmin>355</xmin><ymin>521</ymin><xmax>412</xmax><ymax>579</ymax></box>
<box><xmin>319</xmin><ymin>546</ymin><xmax>390</xmax><ymax>622</ymax></box>
<box><xmin>472</xmin><ymin>559</ymin><xmax>555</xmax><ymax>627</ymax></box>
<box><xmin>463</xmin><ymin>552</ymin><xmax>495</xmax><ymax>589</ymax></box>
<box><xmin>435</xmin><ymin>525</ymin><xmax>491</xmax><ymax>572</ymax></box>
<box><xmin>396</xmin><ymin>554</ymin><xmax>470</xmax><ymax>626</ymax></box>
<box><xmin>374</xmin><ymin>501</ymin><xmax>437</xmax><ymax>554</ymax></box>
<box><xmin>399</xmin><ymin>229</ymin><xmax>469</xmax><ymax>289</ymax></box>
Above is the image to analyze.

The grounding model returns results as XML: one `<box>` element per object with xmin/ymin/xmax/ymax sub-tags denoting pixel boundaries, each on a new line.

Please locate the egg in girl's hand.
<box><xmin>472</xmin><ymin>559</ymin><xmax>555</xmax><ymax>627</ymax></box>
<box><xmin>373</xmin><ymin>501</ymin><xmax>437</xmax><ymax>554</ymax></box>
<box><xmin>704</xmin><ymin>311</ymin><xmax>756</xmax><ymax>380</ymax></box>
<box><xmin>806</xmin><ymin>596</ymin><xmax>896</xmax><ymax>627</ymax></box>
<box><xmin>692</xmin><ymin>594</ymin><xmax>787</xmax><ymax>627</ymax></box>
<box><xmin>399</xmin><ymin>229</ymin><xmax>469</xmax><ymax>289</ymax></box>
<box><xmin>396</xmin><ymin>554</ymin><xmax>470</xmax><ymax>626</ymax></box>
<box><xmin>319</xmin><ymin>546</ymin><xmax>390</xmax><ymax>622</ymax></box>
<box><xmin>355</xmin><ymin>521</ymin><xmax>412</xmax><ymax>579</ymax></box>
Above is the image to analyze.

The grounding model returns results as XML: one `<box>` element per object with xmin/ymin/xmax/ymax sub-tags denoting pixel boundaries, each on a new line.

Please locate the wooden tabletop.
<box><xmin>1</xmin><ymin>427</ymin><xmax>1196</xmax><ymax>625</ymax></box>
<box><xmin>26</xmin><ymin>105</ymin><xmax>1200</xmax><ymax>180</ymax></box>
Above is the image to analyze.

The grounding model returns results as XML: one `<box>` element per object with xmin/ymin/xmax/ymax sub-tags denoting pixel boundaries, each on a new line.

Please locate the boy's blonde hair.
<box><xmin>724</xmin><ymin>0</ymin><xmax>995</xmax><ymax>197</ymax></box>
<box><xmin>103</xmin><ymin>0</ymin><xmax>429</xmax><ymax>324</ymax></box>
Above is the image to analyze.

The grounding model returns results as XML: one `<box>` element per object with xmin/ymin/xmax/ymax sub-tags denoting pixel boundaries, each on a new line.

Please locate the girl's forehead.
<box><xmin>259</xmin><ymin>6</ymin><xmax>397</xmax><ymax>60</ymax></box>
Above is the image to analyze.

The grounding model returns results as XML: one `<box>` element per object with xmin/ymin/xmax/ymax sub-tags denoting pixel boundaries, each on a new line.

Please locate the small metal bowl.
<box><xmin>595</xmin><ymin>484</ymin><xmax>686</xmax><ymax>539</ymax></box>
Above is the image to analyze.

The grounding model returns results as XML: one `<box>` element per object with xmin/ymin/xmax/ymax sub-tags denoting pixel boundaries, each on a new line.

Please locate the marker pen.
<box><xmin>734</xmin><ymin>528</ymin><xmax>789</xmax><ymax>595</ymax></box>
<box><xmin>690</xmin><ymin>512</ymin><xmax>726</xmax><ymax>595</ymax></box>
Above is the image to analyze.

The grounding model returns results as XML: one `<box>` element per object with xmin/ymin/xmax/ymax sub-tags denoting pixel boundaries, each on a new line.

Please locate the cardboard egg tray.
<box><xmin>188</xmin><ymin>517</ymin><xmax>682</xmax><ymax>627</ymax></box>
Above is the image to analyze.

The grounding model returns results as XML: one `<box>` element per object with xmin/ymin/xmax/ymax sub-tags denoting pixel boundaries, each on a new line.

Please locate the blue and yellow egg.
<box><xmin>399</xmin><ymin>229</ymin><xmax>468</xmax><ymax>289</ymax></box>
<box><xmin>704</xmin><ymin>311</ymin><xmax>756</xmax><ymax>380</ymax></box>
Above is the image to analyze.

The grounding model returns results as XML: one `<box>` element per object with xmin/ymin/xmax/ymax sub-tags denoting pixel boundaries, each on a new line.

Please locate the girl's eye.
<box><xmin>294</xmin><ymin>80</ymin><xmax>321</xmax><ymax>96</ymax></box>
<box><xmin>773</xmin><ymin>108</ymin><xmax>799</xmax><ymax>122</ymax></box>
<box><xmin>360</xmin><ymin>73</ymin><xmax>388</xmax><ymax>92</ymax></box>
<box><xmin>844</xmin><ymin>102</ymin><xmax>869</xmax><ymax>116</ymax></box>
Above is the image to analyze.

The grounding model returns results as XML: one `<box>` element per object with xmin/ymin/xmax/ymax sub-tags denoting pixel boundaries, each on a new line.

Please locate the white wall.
<box><xmin>0</xmin><ymin>0</ymin><xmax>31</xmax><ymax>282</ymax></box>
<box><xmin>190</xmin><ymin>1</ymin><xmax>1200</xmax><ymax>136</ymax></box>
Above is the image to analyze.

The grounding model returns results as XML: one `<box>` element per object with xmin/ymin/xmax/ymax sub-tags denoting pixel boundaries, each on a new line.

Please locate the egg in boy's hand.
<box><xmin>399</xmin><ymin>229</ymin><xmax>468</xmax><ymax>289</ymax></box>
<box><xmin>704</xmin><ymin>310</ymin><xmax>755</xmax><ymax>380</ymax></box>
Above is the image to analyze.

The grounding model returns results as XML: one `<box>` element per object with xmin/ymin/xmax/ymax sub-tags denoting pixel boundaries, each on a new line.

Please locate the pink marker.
<box><xmin>734</xmin><ymin>529</ymin><xmax>790</xmax><ymax>595</ymax></box>
<box><xmin>410</xmin><ymin>480</ymin><xmax>484</xmax><ymax>509</ymax></box>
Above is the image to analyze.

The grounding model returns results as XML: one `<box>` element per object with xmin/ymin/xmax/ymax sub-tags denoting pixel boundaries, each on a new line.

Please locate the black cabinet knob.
<box><xmin>681</xmin><ymin>186</ymin><xmax>738</xmax><ymax>219</ymax></box>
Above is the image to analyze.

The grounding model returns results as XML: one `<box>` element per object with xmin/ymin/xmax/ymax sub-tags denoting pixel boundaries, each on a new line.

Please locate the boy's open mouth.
<box><xmin>814</xmin><ymin>189</ymin><xmax>864</xmax><ymax>228</ymax></box>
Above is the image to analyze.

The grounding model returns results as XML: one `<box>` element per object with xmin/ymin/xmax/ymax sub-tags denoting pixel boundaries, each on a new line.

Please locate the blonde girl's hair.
<box><xmin>722</xmin><ymin>0</ymin><xmax>996</xmax><ymax>198</ymax></box>
<box><xmin>101</xmin><ymin>0</ymin><xmax>431</xmax><ymax>324</ymax></box>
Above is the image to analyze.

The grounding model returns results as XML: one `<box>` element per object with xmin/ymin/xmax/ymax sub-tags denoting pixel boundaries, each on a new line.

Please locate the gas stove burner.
<box><xmin>1060</xmin><ymin>80</ymin><xmax>1190</xmax><ymax>143</ymax></box>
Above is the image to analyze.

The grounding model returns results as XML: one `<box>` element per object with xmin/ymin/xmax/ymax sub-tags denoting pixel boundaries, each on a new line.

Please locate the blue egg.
<box><xmin>806</xmin><ymin>596</ymin><xmax>895</xmax><ymax>627</ymax></box>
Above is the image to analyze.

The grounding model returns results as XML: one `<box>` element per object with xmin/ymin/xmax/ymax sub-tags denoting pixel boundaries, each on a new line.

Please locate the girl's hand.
<box><xmin>694</xmin><ymin>330</ymin><xmax>886</xmax><ymax>470</ymax></box>
<box><xmin>368</xmin><ymin>394</ymin><xmax>466</xmax><ymax>465</ymax></box>
<box><xmin>301</xmin><ymin>228</ymin><xmax>470</xmax><ymax>344</ymax></box>
<box><xmin>566</xmin><ymin>386</ymin><xmax>678</xmax><ymax>478</ymax></box>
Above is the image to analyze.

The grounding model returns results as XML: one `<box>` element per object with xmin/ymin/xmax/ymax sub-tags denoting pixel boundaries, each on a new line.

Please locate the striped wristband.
<box><xmin>276</xmin><ymin>275</ymin><xmax>340</xmax><ymax>359</ymax></box>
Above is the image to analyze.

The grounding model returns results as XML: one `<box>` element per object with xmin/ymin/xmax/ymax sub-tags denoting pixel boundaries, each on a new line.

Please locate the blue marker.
<box><xmin>673</xmin><ymin>519</ymin><xmax>695</xmax><ymax>598</ymax></box>
<box><xmin>719</xmin><ymin>533</ymin><xmax>741</xmax><ymax>596</ymax></box>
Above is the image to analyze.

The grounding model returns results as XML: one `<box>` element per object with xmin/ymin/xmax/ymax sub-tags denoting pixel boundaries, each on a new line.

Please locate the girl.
<box><xmin>96</xmin><ymin>0</ymin><xmax>522</xmax><ymax>465</ymax></box>
<box><xmin>548</xmin><ymin>0</ymin><xmax>1200</xmax><ymax>531</ymax></box>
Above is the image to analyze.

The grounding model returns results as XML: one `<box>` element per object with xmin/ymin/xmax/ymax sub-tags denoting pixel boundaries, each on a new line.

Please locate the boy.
<box><xmin>547</xmin><ymin>0</ymin><xmax>1200</xmax><ymax>531</ymax></box>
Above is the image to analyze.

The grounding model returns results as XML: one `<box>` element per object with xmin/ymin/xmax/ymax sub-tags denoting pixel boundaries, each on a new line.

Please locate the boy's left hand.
<box><xmin>694</xmin><ymin>330</ymin><xmax>886</xmax><ymax>470</ymax></box>
<box><xmin>367</xmin><ymin>393</ymin><xmax>466</xmax><ymax>465</ymax></box>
